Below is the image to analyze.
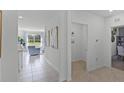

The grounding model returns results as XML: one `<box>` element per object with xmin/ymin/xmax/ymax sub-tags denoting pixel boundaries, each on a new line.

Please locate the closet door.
<box><xmin>0</xmin><ymin>11</ymin><xmax>2</xmax><ymax>57</ymax></box>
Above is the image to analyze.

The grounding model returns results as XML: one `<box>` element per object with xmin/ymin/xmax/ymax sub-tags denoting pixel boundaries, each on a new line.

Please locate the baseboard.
<box><xmin>72</xmin><ymin>59</ymin><xmax>86</xmax><ymax>63</ymax></box>
<box><xmin>44</xmin><ymin>56</ymin><xmax>59</xmax><ymax>73</ymax></box>
<box><xmin>87</xmin><ymin>65</ymin><xmax>105</xmax><ymax>72</ymax></box>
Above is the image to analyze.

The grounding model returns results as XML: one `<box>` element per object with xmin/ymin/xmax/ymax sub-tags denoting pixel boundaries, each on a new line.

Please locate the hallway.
<box><xmin>18</xmin><ymin>52</ymin><xmax>59</xmax><ymax>82</ymax></box>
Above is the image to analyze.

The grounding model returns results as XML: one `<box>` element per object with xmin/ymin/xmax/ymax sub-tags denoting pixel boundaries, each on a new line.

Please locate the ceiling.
<box><xmin>18</xmin><ymin>10</ymin><xmax>60</xmax><ymax>32</ymax></box>
<box><xmin>18</xmin><ymin>10</ymin><xmax>124</xmax><ymax>32</ymax></box>
<box><xmin>86</xmin><ymin>10</ymin><xmax>124</xmax><ymax>17</ymax></box>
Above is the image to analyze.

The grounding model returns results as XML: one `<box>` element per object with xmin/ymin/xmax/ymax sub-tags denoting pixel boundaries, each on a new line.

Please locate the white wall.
<box><xmin>1</xmin><ymin>11</ymin><xmax>18</xmax><ymax>81</ymax></box>
<box><xmin>44</xmin><ymin>11</ymin><xmax>67</xmax><ymax>81</ymax></box>
<box><xmin>67</xmin><ymin>11</ymin><xmax>72</xmax><ymax>81</ymax></box>
<box><xmin>70</xmin><ymin>11</ymin><xmax>105</xmax><ymax>71</ymax></box>
<box><xmin>71</xmin><ymin>23</ymin><xmax>87</xmax><ymax>62</ymax></box>
<box><xmin>104</xmin><ymin>13</ymin><xmax>124</xmax><ymax>67</ymax></box>
<box><xmin>44</xmin><ymin>13</ymin><xmax>61</xmax><ymax>72</ymax></box>
<box><xmin>59</xmin><ymin>11</ymin><xmax>67</xmax><ymax>81</ymax></box>
<box><xmin>18</xmin><ymin>29</ymin><xmax>23</xmax><ymax>37</ymax></box>
<box><xmin>82</xmin><ymin>24</ymin><xmax>88</xmax><ymax>61</ymax></box>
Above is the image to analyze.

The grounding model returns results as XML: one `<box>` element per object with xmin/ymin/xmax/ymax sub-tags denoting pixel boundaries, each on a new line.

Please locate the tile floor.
<box><xmin>18</xmin><ymin>52</ymin><xmax>59</xmax><ymax>82</ymax></box>
<box><xmin>18</xmin><ymin>54</ymin><xmax>124</xmax><ymax>82</ymax></box>
<box><xmin>71</xmin><ymin>60</ymin><xmax>124</xmax><ymax>82</ymax></box>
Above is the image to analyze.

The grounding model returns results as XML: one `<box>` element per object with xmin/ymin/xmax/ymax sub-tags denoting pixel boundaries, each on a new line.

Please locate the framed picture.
<box><xmin>50</xmin><ymin>26</ymin><xmax>58</xmax><ymax>49</ymax></box>
<box><xmin>50</xmin><ymin>28</ymin><xmax>54</xmax><ymax>48</ymax></box>
<box><xmin>46</xmin><ymin>30</ymin><xmax>50</xmax><ymax>47</ymax></box>
<box><xmin>53</xmin><ymin>26</ymin><xmax>58</xmax><ymax>49</ymax></box>
<box><xmin>0</xmin><ymin>11</ymin><xmax>2</xmax><ymax>57</ymax></box>
<box><xmin>47</xmin><ymin>30</ymin><xmax>50</xmax><ymax>46</ymax></box>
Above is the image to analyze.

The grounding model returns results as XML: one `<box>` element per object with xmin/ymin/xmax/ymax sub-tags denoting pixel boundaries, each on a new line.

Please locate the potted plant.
<box><xmin>111</xmin><ymin>28</ymin><xmax>117</xmax><ymax>42</ymax></box>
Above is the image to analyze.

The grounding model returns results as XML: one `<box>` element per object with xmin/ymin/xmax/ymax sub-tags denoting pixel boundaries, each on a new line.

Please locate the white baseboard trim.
<box><xmin>72</xmin><ymin>59</ymin><xmax>86</xmax><ymax>62</ymax></box>
<box><xmin>44</xmin><ymin>56</ymin><xmax>59</xmax><ymax>73</ymax></box>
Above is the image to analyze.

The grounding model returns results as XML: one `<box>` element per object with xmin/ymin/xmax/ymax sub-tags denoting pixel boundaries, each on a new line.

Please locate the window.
<box><xmin>28</xmin><ymin>34</ymin><xmax>41</xmax><ymax>47</ymax></box>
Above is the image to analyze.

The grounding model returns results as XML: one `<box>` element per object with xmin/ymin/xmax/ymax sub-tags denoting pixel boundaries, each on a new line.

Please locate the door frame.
<box><xmin>71</xmin><ymin>22</ymin><xmax>88</xmax><ymax>63</ymax></box>
<box><xmin>67</xmin><ymin>11</ymin><xmax>88</xmax><ymax>81</ymax></box>
<box><xmin>111</xmin><ymin>25</ymin><xmax>124</xmax><ymax>67</ymax></box>
<box><xmin>0</xmin><ymin>11</ymin><xmax>2</xmax><ymax>58</ymax></box>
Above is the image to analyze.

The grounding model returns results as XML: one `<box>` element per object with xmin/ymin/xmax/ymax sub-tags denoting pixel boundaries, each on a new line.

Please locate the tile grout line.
<box><xmin>31</xmin><ymin>62</ymin><xmax>33</xmax><ymax>82</ymax></box>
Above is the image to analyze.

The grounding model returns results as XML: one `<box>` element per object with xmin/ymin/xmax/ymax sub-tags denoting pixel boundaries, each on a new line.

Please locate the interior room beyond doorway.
<box><xmin>111</xmin><ymin>26</ymin><xmax>124</xmax><ymax>71</ymax></box>
<box><xmin>71</xmin><ymin>22</ymin><xmax>88</xmax><ymax>79</ymax></box>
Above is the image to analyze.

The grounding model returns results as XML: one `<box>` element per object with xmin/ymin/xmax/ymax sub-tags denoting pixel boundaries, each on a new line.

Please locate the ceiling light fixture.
<box><xmin>109</xmin><ymin>10</ymin><xmax>113</xmax><ymax>15</ymax></box>
<box><xmin>18</xmin><ymin>16</ymin><xmax>23</xmax><ymax>19</ymax></box>
<box><xmin>109</xmin><ymin>10</ymin><xmax>113</xmax><ymax>14</ymax></box>
<box><xmin>109</xmin><ymin>10</ymin><xmax>113</xmax><ymax>12</ymax></box>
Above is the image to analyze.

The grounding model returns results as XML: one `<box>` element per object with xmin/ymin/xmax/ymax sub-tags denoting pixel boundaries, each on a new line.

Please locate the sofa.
<box><xmin>28</xmin><ymin>46</ymin><xmax>40</xmax><ymax>56</ymax></box>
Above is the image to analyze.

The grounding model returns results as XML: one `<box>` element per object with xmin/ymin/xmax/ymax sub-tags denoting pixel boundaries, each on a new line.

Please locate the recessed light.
<box><xmin>109</xmin><ymin>10</ymin><xmax>113</xmax><ymax>12</ymax></box>
<box><xmin>109</xmin><ymin>10</ymin><xmax>113</xmax><ymax>14</ymax></box>
<box><xmin>18</xmin><ymin>16</ymin><xmax>23</xmax><ymax>19</ymax></box>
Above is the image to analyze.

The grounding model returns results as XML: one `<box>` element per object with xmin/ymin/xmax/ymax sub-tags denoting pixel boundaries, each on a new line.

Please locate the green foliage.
<box><xmin>111</xmin><ymin>28</ymin><xmax>117</xmax><ymax>42</ymax></box>
<box><xmin>18</xmin><ymin>36</ymin><xmax>25</xmax><ymax>45</ymax></box>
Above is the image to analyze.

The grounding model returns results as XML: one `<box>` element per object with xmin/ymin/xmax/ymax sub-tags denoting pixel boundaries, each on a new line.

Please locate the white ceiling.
<box><xmin>18</xmin><ymin>10</ymin><xmax>124</xmax><ymax>32</ymax></box>
<box><xmin>18</xmin><ymin>10</ymin><xmax>60</xmax><ymax>32</ymax></box>
<box><xmin>85</xmin><ymin>10</ymin><xmax>124</xmax><ymax>17</ymax></box>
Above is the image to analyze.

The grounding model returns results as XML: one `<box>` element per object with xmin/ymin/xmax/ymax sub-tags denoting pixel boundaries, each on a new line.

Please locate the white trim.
<box><xmin>18</xmin><ymin>28</ymin><xmax>45</xmax><ymax>32</ymax></box>
<box><xmin>67</xmin><ymin>11</ymin><xmax>89</xmax><ymax>81</ymax></box>
<box><xmin>44</xmin><ymin>56</ymin><xmax>59</xmax><ymax>73</ymax></box>
<box><xmin>67</xmin><ymin>11</ymin><xmax>72</xmax><ymax>81</ymax></box>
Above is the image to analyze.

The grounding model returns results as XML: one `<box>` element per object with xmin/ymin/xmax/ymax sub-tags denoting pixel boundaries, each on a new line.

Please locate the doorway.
<box><xmin>111</xmin><ymin>26</ymin><xmax>124</xmax><ymax>71</ymax></box>
<box><xmin>27</xmin><ymin>32</ymin><xmax>44</xmax><ymax>56</ymax></box>
<box><xmin>17</xmin><ymin>11</ymin><xmax>59</xmax><ymax>82</ymax></box>
<box><xmin>71</xmin><ymin>22</ymin><xmax>88</xmax><ymax>80</ymax></box>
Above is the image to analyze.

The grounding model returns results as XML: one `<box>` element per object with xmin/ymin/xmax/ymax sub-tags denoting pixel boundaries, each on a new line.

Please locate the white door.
<box><xmin>71</xmin><ymin>23</ymin><xmax>88</xmax><ymax>62</ymax></box>
<box><xmin>82</xmin><ymin>24</ymin><xmax>88</xmax><ymax>62</ymax></box>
